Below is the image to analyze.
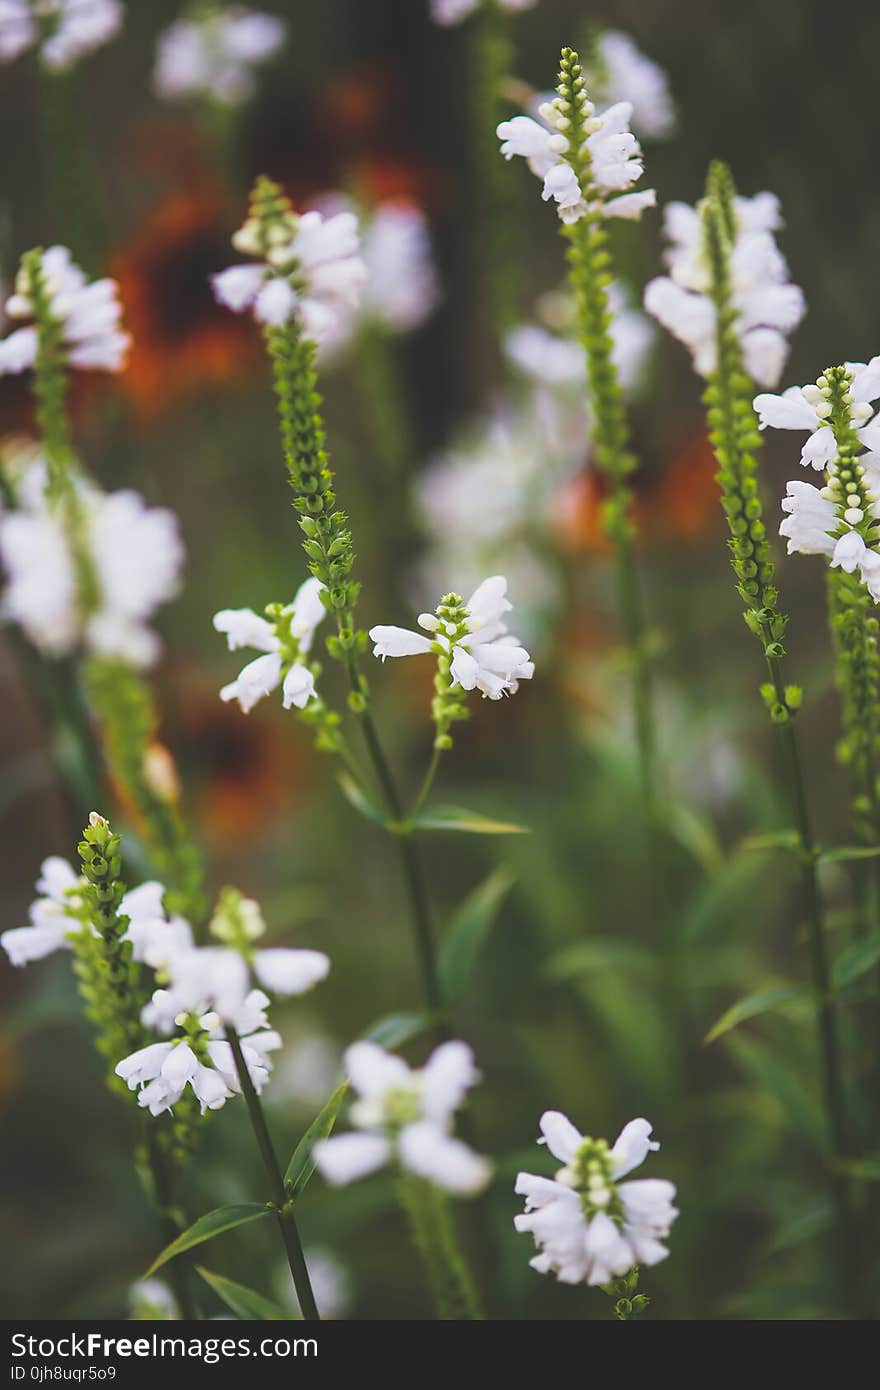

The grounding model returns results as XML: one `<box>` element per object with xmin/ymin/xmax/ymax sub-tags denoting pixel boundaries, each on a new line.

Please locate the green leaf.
<box><xmin>362</xmin><ymin>1011</ymin><xmax>430</xmax><ymax>1049</ymax></box>
<box><xmin>836</xmin><ymin>1155</ymin><xmax>880</xmax><ymax>1182</ymax></box>
<box><xmin>284</xmin><ymin>1080</ymin><xmax>350</xmax><ymax>1194</ymax></box>
<box><xmin>659</xmin><ymin>800</ymin><xmax>723</xmax><ymax>876</ymax></box>
<box><xmin>439</xmin><ymin>866</ymin><xmax>515</xmax><ymax>1004</ymax></box>
<box><xmin>195</xmin><ymin>1267</ymin><xmax>287</xmax><ymax>1320</ymax></box>
<box><xmin>818</xmin><ymin>844</ymin><xmax>880</xmax><ymax>864</ymax></box>
<box><xmin>726</xmin><ymin>1036</ymin><xmax>826</xmax><ymax>1151</ymax></box>
<box><xmin>832</xmin><ymin>932</ymin><xmax>880</xmax><ymax>990</ymax></box>
<box><xmin>145</xmin><ymin>1204</ymin><xmax>270</xmax><ymax>1276</ymax></box>
<box><xmin>411</xmin><ymin>804</ymin><xmax>529</xmax><ymax>835</ymax></box>
<box><xmin>705</xmin><ymin>985</ymin><xmax>807</xmax><ymax>1043</ymax></box>
<box><xmin>545</xmin><ymin>939</ymin><xmax>654</xmax><ymax>984</ymax></box>
<box><xmin>741</xmin><ymin>829</ymin><xmax>802</xmax><ymax>853</ymax></box>
<box><xmin>763</xmin><ymin>1202</ymin><xmax>833</xmax><ymax>1256</ymax></box>
<box><xmin>337</xmin><ymin>773</ymin><xmax>388</xmax><ymax>826</ymax></box>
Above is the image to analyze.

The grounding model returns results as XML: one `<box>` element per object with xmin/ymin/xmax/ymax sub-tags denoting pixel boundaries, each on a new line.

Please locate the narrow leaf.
<box><xmin>284</xmin><ymin>1080</ymin><xmax>350</xmax><ymax>1193</ymax></box>
<box><xmin>726</xmin><ymin>1036</ymin><xmax>826</xmax><ymax>1152</ymax></box>
<box><xmin>412</xmin><ymin>804</ymin><xmax>529</xmax><ymax>835</ymax></box>
<box><xmin>705</xmin><ymin>985</ymin><xmax>806</xmax><ymax>1043</ymax></box>
<box><xmin>145</xmin><ymin>1204</ymin><xmax>269</xmax><ymax>1276</ymax></box>
<box><xmin>439</xmin><ymin>866</ymin><xmax>515</xmax><ymax>1004</ymax></box>
<box><xmin>741</xmin><ymin>829</ymin><xmax>802</xmax><ymax>853</ymax></box>
<box><xmin>196</xmin><ymin>1267</ymin><xmax>287</xmax><ymax>1321</ymax></box>
<box><xmin>818</xmin><ymin>844</ymin><xmax>880</xmax><ymax>864</ymax></box>
<box><xmin>545</xmin><ymin>939</ymin><xmax>654</xmax><ymax>984</ymax></box>
<box><xmin>836</xmin><ymin>1155</ymin><xmax>880</xmax><ymax>1182</ymax></box>
<box><xmin>363</xmin><ymin>1011</ymin><xmax>430</xmax><ymax>1049</ymax></box>
<box><xmin>832</xmin><ymin>932</ymin><xmax>880</xmax><ymax>990</ymax></box>
<box><xmin>337</xmin><ymin>773</ymin><xmax>387</xmax><ymax>826</ymax></box>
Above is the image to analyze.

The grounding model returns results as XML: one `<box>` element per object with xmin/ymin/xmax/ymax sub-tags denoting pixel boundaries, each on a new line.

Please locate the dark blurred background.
<box><xmin>2</xmin><ymin>0</ymin><xmax>880</xmax><ymax>1320</ymax></box>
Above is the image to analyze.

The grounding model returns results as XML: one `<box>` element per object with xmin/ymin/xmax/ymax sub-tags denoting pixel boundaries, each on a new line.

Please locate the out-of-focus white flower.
<box><xmin>119</xmin><ymin>880</ymin><xmax>193</xmax><ymax>970</ymax></box>
<box><xmin>370</xmin><ymin>575</ymin><xmax>534</xmax><ymax>701</ymax></box>
<box><xmin>361</xmin><ymin>202</ymin><xmax>439</xmax><ymax>334</ymax></box>
<box><xmin>129</xmin><ymin>1278</ymin><xmax>179</xmax><ymax>1320</ymax></box>
<box><xmin>0</xmin><ymin>1</ymin><xmax>122</xmax><ymax>70</ymax></box>
<box><xmin>431</xmin><ymin>0</ymin><xmax>537</xmax><ymax>24</ymax></box>
<box><xmin>498</xmin><ymin>82</ymin><xmax>654</xmax><ymax>226</ymax></box>
<box><xmin>515</xmin><ymin>1112</ymin><xmax>678</xmax><ymax>1285</ymax></box>
<box><xmin>593</xmin><ymin>31</ymin><xmax>675</xmax><ymax>139</ymax></box>
<box><xmin>644</xmin><ymin>192</ymin><xmax>805</xmax><ymax>388</ymax></box>
<box><xmin>0</xmin><ymin>246</ymin><xmax>130</xmax><ymax>377</ymax></box>
<box><xmin>506</xmin><ymin>283</ymin><xmax>653</xmax><ymax>396</ymax></box>
<box><xmin>0</xmin><ymin>459</ymin><xmax>184</xmax><ymax>666</ymax></box>
<box><xmin>213</xmin><ymin>206</ymin><xmax>365</xmax><ymax>348</ymax></box>
<box><xmin>1</xmin><ymin>856</ymin><xmax>83</xmax><ymax>966</ymax></box>
<box><xmin>266</xmin><ymin>1032</ymin><xmax>343</xmax><ymax>1107</ymax></box>
<box><xmin>154</xmin><ymin>6</ymin><xmax>285</xmax><ymax>105</ymax></box>
<box><xmin>213</xmin><ymin>575</ymin><xmax>325</xmax><ymax>713</ymax></box>
<box><xmin>314</xmin><ymin>1040</ymin><xmax>491</xmax><ymax>1195</ymax></box>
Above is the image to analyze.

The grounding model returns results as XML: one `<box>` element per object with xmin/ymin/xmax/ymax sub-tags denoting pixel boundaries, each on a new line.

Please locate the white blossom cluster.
<box><xmin>755</xmin><ymin>359</ymin><xmax>880</xmax><ymax>600</ymax></box>
<box><xmin>0</xmin><ymin>245</ymin><xmax>130</xmax><ymax>377</ymax></box>
<box><xmin>0</xmin><ymin>455</ymin><xmax>183</xmax><ymax>668</ymax></box>
<box><xmin>430</xmin><ymin>0</ymin><xmax>537</xmax><ymax>25</ymax></box>
<box><xmin>314</xmin><ymin>1040</ymin><xmax>491</xmax><ymax>1195</ymax></box>
<box><xmin>0</xmin><ymin>0</ymin><xmax>121</xmax><ymax>70</ymax></box>
<box><xmin>515</xmin><ymin>1112</ymin><xmax>678</xmax><ymax>1285</ymax></box>
<box><xmin>644</xmin><ymin>192</ymin><xmax>805</xmax><ymax>388</ymax></box>
<box><xmin>213</xmin><ymin>575</ymin><xmax>326</xmax><ymax>714</ymax></box>
<box><xmin>591</xmin><ymin>30</ymin><xmax>675</xmax><ymax>140</ymax></box>
<box><xmin>153</xmin><ymin>6</ymin><xmax>285</xmax><ymax>106</ymax></box>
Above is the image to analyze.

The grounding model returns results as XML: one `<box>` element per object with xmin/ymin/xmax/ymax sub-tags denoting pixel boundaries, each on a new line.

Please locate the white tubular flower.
<box><xmin>0</xmin><ymin>460</ymin><xmax>184</xmax><ymax>667</ymax></box>
<box><xmin>361</xmin><ymin>202</ymin><xmax>439</xmax><ymax>334</ymax></box>
<box><xmin>506</xmin><ymin>282</ymin><xmax>653</xmax><ymax>395</ymax></box>
<box><xmin>213</xmin><ymin>575</ymin><xmax>326</xmax><ymax>713</ymax></box>
<box><xmin>515</xmin><ymin>1112</ymin><xmax>678</xmax><ymax>1285</ymax></box>
<box><xmin>154</xmin><ymin>7</ymin><xmax>286</xmax><ymax>106</ymax></box>
<box><xmin>129</xmin><ymin>1279</ymin><xmax>179</xmax><ymax>1321</ymax></box>
<box><xmin>644</xmin><ymin>193</ymin><xmax>804</xmax><ymax>388</ymax></box>
<box><xmin>772</xmin><ymin>363</ymin><xmax>880</xmax><ymax>603</ymax></box>
<box><xmin>119</xmin><ymin>881</ymin><xmax>193</xmax><ymax>970</ymax></box>
<box><xmin>0</xmin><ymin>246</ymin><xmax>130</xmax><ymax>377</ymax></box>
<box><xmin>369</xmin><ymin>575</ymin><xmax>534</xmax><ymax>702</ymax></box>
<box><xmin>314</xmin><ymin>1040</ymin><xmax>491</xmax><ymax>1196</ymax></box>
<box><xmin>212</xmin><ymin>204</ymin><xmax>365</xmax><ymax>348</ymax></box>
<box><xmin>431</xmin><ymin>0</ymin><xmax>537</xmax><ymax>24</ymax></box>
<box><xmin>594</xmin><ymin>31</ymin><xmax>676</xmax><ymax>139</ymax></box>
<box><xmin>0</xmin><ymin>856</ymin><xmax>83</xmax><ymax>966</ymax></box>
<box><xmin>0</xmin><ymin>1</ymin><xmax>121</xmax><ymax>70</ymax></box>
<box><xmin>498</xmin><ymin>82</ymin><xmax>654</xmax><ymax>226</ymax></box>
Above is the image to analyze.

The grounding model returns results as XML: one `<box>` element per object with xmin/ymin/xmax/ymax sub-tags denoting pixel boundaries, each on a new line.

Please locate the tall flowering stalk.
<box><xmin>648</xmin><ymin>160</ymin><xmax>854</xmax><ymax>1286</ymax></box>
<box><xmin>498</xmin><ymin>47</ymin><xmax>658</xmax><ymax>804</ymax></box>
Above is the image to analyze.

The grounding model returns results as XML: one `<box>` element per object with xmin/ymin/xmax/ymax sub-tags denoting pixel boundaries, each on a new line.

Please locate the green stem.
<box><xmin>469</xmin><ymin>4</ymin><xmax>521</xmax><ymax>341</ymax></box>
<box><xmin>413</xmin><ymin>744</ymin><xmax>443</xmax><ymax>818</ymax></box>
<box><xmin>225</xmin><ymin>1028</ymin><xmax>320</xmax><ymax>1322</ymax></box>
<box><xmin>396</xmin><ymin>1173</ymin><xmax>483</xmax><ymax>1319</ymax></box>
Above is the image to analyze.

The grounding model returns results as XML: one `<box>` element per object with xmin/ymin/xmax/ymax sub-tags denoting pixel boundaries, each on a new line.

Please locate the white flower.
<box><xmin>0</xmin><ymin>246</ymin><xmax>130</xmax><ymax>376</ymax></box>
<box><xmin>515</xmin><ymin>1112</ymin><xmax>678</xmax><ymax>1285</ymax></box>
<box><xmin>0</xmin><ymin>1</ymin><xmax>121</xmax><ymax>70</ymax></box>
<box><xmin>212</xmin><ymin>207</ymin><xmax>366</xmax><ymax>347</ymax></box>
<box><xmin>115</xmin><ymin>1018</ymin><xmax>278</xmax><ymax>1117</ymax></box>
<box><xmin>361</xmin><ymin>202</ymin><xmax>439</xmax><ymax>334</ymax></box>
<box><xmin>0</xmin><ymin>460</ymin><xmax>183</xmax><ymax>666</ymax></box>
<box><xmin>431</xmin><ymin>0</ymin><xmax>536</xmax><ymax>24</ymax></box>
<box><xmin>314</xmin><ymin>1040</ymin><xmax>491</xmax><ymax>1195</ymax></box>
<box><xmin>594</xmin><ymin>31</ymin><xmax>675</xmax><ymax>139</ymax></box>
<box><xmin>154</xmin><ymin>8</ymin><xmax>285</xmax><ymax>106</ymax></box>
<box><xmin>370</xmin><ymin>575</ymin><xmax>534</xmax><ymax>701</ymax></box>
<box><xmin>755</xmin><ymin>358</ymin><xmax>880</xmax><ymax>467</ymax></box>
<box><xmin>213</xmin><ymin>575</ymin><xmax>326</xmax><ymax>713</ymax></box>
<box><xmin>644</xmin><ymin>193</ymin><xmax>805</xmax><ymax>388</ymax></box>
<box><xmin>499</xmin><ymin>89</ymin><xmax>654</xmax><ymax>226</ymax></box>
<box><xmin>120</xmin><ymin>881</ymin><xmax>193</xmax><ymax>969</ymax></box>
<box><xmin>506</xmin><ymin>283</ymin><xmax>653</xmax><ymax>396</ymax></box>
<box><xmin>1</xmin><ymin>855</ymin><xmax>83</xmax><ymax>965</ymax></box>
<box><xmin>129</xmin><ymin>1278</ymin><xmax>179</xmax><ymax>1321</ymax></box>
<box><xmin>148</xmin><ymin>941</ymin><xmax>330</xmax><ymax>1030</ymax></box>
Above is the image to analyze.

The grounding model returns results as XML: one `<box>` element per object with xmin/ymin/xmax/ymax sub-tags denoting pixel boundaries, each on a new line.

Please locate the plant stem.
<box><xmin>396</xmin><ymin>1173</ymin><xmax>483</xmax><ymax>1320</ymax></box>
<box><xmin>225</xmin><ymin>1028</ymin><xmax>320</xmax><ymax>1321</ymax></box>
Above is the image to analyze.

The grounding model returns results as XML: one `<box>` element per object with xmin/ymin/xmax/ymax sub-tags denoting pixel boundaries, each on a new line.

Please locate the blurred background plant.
<box><xmin>2</xmin><ymin>0</ymin><xmax>880</xmax><ymax>1320</ymax></box>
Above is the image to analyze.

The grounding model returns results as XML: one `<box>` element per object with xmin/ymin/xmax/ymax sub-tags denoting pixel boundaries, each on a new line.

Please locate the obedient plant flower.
<box><xmin>0</xmin><ymin>0</ymin><xmax>122</xmax><ymax>69</ymax></box>
<box><xmin>118</xmin><ymin>880</ymin><xmax>193</xmax><ymax>969</ymax></box>
<box><xmin>153</xmin><ymin>5</ymin><xmax>285</xmax><ymax>105</ymax></box>
<box><xmin>644</xmin><ymin>192</ymin><xmax>805</xmax><ymax>388</ymax></box>
<box><xmin>0</xmin><ymin>855</ymin><xmax>83</xmax><ymax>965</ymax></box>
<box><xmin>370</xmin><ymin>576</ymin><xmax>533</xmax><ymax>743</ymax></box>
<box><xmin>360</xmin><ymin>202</ymin><xmax>440</xmax><ymax>335</ymax></box>
<box><xmin>314</xmin><ymin>1041</ymin><xmax>491</xmax><ymax>1195</ymax></box>
<box><xmin>498</xmin><ymin>74</ymin><xmax>654</xmax><ymax>225</ymax></box>
<box><xmin>507</xmin><ymin>283</ymin><xmax>653</xmax><ymax>396</ymax></box>
<box><xmin>0</xmin><ymin>245</ymin><xmax>130</xmax><ymax>376</ymax></box>
<box><xmin>515</xmin><ymin>1112</ymin><xmax>678</xmax><ymax>1285</ymax></box>
<box><xmin>212</xmin><ymin>183</ymin><xmax>365</xmax><ymax>347</ymax></box>
<box><xmin>759</xmin><ymin>362</ymin><xmax>880</xmax><ymax>601</ymax></box>
<box><xmin>0</xmin><ymin>459</ymin><xmax>184</xmax><ymax>666</ymax></box>
<box><xmin>143</xmin><ymin>887</ymin><xmax>330</xmax><ymax>1029</ymax></box>
<box><xmin>431</xmin><ymin>0</ymin><xmax>537</xmax><ymax>24</ymax></box>
<box><xmin>591</xmin><ymin>30</ymin><xmax>676</xmax><ymax>140</ymax></box>
<box><xmin>129</xmin><ymin>1280</ymin><xmax>179</xmax><ymax>1321</ymax></box>
<box><xmin>213</xmin><ymin>575</ymin><xmax>326</xmax><ymax>713</ymax></box>
<box><xmin>116</xmin><ymin>1005</ymin><xmax>281</xmax><ymax>1116</ymax></box>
